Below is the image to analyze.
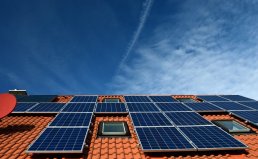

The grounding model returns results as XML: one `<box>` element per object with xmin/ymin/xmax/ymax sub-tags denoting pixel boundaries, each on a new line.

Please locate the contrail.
<box><xmin>117</xmin><ymin>0</ymin><xmax>154</xmax><ymax>73</ymax></box>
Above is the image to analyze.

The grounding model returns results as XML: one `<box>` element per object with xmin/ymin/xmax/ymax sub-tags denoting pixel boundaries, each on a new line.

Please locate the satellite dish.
<box><xmin>0</xmin><ymin>93</ymin><xmax>17</xmax><ymax>119</ymax></box>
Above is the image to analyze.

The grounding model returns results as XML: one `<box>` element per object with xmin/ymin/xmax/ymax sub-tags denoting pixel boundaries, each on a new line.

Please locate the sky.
<box><xmin>0</xmin><ymin>0</ymin><xmax>258</xmax><ymax>99</ymax></box>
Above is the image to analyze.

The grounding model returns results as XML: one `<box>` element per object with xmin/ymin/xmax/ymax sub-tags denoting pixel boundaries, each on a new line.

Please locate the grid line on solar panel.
<box><xmin>61</xmin><ymin>103</ymin><xmax>95</xmax><ymax>112</ymax></box>
<box><xmin>13</xmin><ymin>103</ymin><xmax>38</xmax><ymax>112</ymax></box>
<box><xmin>49</xmin><ymin>113</ymin><xmax>92</xmax><ymax>127</ymax></box>
<box><xmin>70</xmin><ymin>96</ymin><xmax>97</xmax><ymax>102</ymax></box>
<box><xmin>95</xmin><ymin>103</ymin><xmax>127</xmax><ymax>113</ymax></box>
<box><xmin>135</xmin><ymin>127</ymin><xmax>195</xmax><ymax>151</ymax></box>
<box><xmin>124</xmin><ymin>96</ymin><xmax>151</xmax><ymax>103</ymax></box>
<box><xmin>183</xmin><ymin>102</ymin><xmax>224</xmax><ymax>112</ymax></box>
<box><xmin>155</xmin><ymin>103</ymin><xmax>192</xmax><ymax>112</ymax></box>
<box><xmin>148</xmin><ymin>96</ymin><xmax>177</xmax><ymax>102</ymax></box>
<box><xmin>130</xmin><ymin>113</ymin><xmax>173</xmax><ymax>127</ymax></box>
<box><xmin>179</xmin><ymin>126</ymin><xmax>247</xmax><ymax>150</ymax></box>
<box><xmin>27</xmin><ymin>103</ymin><xmax>66</xmax><ymax>113</ymax></box>
<box><xmin>231</xmin><ymin>110</ymin><xmax>258</xmax><ymax>124</ymax></box>
<box><xmin>165</xmin><ymin>112</ymin><xmax>212</xmax><ymax>126</ymax></box>
<box><xmin>197</xmin><ymin>95</ymin><xmax>229</xmax><ymax>101</ymax></box>
<box><xmin>211</xmin><ymin>102</ymin><xmax>254</xmax><ymax>111</ymax></box>
<box><xmin>127</xmin><ymin>103</ymin><xmax>160</xmax><ymax>112</ymax></box>
<box><xmin>238</xmin><ymin>102</ymin><xmax>258</xmax><ymax>110</ymax></box>
<box><xmin>27</xmin><ymin>127</ymin><xmax>88</xmax><ymax>153</ymax></box>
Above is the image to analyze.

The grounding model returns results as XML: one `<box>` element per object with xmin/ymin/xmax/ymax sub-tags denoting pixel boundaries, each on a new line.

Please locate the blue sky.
<box><xmin>1</xmin><ymin>0</ymin><xmax>258</xmax><ymax>99</ymax></box>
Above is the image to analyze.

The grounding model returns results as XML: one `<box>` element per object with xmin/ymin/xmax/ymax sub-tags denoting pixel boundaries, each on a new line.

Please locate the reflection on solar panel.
<box><xmin>130</xmin><ymin>113</ymin><xmax>172</xmax><ymax>127</ymax></box>
<box><xmin>149</xmin><ymin>96</ymin><xmax>177</xmax><ymax>102</ymax></box>
<box><xmin>184</xmin><ymin>102</ymin><xmax>224</xmax><ymax>112</ymax></box>
<box><xmin>13</xmin><ymin>103</ymin><xmax>38</xmax><ymax>112</ymax></box>
<box><xmin>231</xmin><ymin>111</ymin><xmax>258</xmax><ymax>124</ymax></box>
<box><xmin>27</xmin><ymin>128</ymin><xmax>88</xmax><ymax>153</ymax></box>
<box><xmin>180</xmin><ymin>126</ymin><xmax>247</xmax><ymax>150</ymax></box>
<box><xmin>49</xmin><ymin>113</ymin><xmax>92</xmax><ymax>127</ymax></box>
<box><xmin>156</xmin><ymin>103</ymin><xmax>192</xmax><ymax>111</ymax></box>
<box><xmin>17</xmin><ymin>95</ymin><xmax>57</xmax><ymax>102</ymax></box>
<box><xmin>220</xmin><ymin>95</ymin><xmax>255</xmax><ymax>101</ymax></box>
<box><xmin>136</xmin><ymin>127</ymin><xmax>195</xmax><ymax>151</ymax></box>
<box><xmin>197</xmin><ymin>95</ymin><xmax>229</xmax><ymax>101</ymax></box>
<box><xmin>238</xmin><ymin>102</ymin><xmax>258</xmax><ymax>110</ymax></box>
<box><xmin>124</xmin><ymin>96</ymin><xmax>151</xmax><ymax>102</ymax></box>
<box><xmin>62</xmin><ymin>103</ymin><xmax>95</xmax><ymax>112</ymax></box>
<box><xmin>165</xmin><ymin>112</ymin><xmax>211</xmax><ymax>126</ymax></box>
<box><xmin>70</xmin><ymin>96</ymin><xmax>97</xmax><ymax>102</ymax></box>
<box><xmin>211</xmin><ymin>102</ymin><xmax>253</xmax><ymax>111</ymax></box>
<box><xmin>28</xmin><ymin>103</ymin><xmax>66</xmax><ymax>112</ymax></box>
<box><xmin>95</xmin><ymin>103</ymin><xmax>127</xmax><ymax>113</ymax></box>
<box><xmin>127</xmin><ymin>103</ymin><xmax>159</xmax><ymax>112</ymax></box>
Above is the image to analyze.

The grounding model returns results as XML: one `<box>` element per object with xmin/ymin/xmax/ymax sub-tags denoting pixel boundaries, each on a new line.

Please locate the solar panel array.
<box><xmin>130</xmin><ymin>113</ymin><xmax>172</xmax><ymax>126</ymax></box>
<box><xmin>124</xmin><ymin>96</ymin><xmax>151</xmax><ymax>102</ymax></box>
<box><xmin>70</xmin><ymin>96</ymin><xmax>97</xmax><ymax>102</ymax></box>
<box><xmin>27</xmin><ymin>103</ymin><xmax>66</xmax><ymax>113</ymax></box>
<box><xmin>239</xmin><ymin>102</ymin><xmax>258</xmax><ymax>110</ymax></box>
<box><xmin>156</xmin><ymin>103</ymin><xmax>192</xmax><ymax>111</ymax></box>
<box><xmin>17</xmin><ymin>95</ymin><xmax>57</xmax><ymax>102</ymax></box>
<box><xmin>211</xmin><ymin>102</ymin><xmax>253</xmax><ymax>111</ymax></box>
<box><xmin>220</xmin><ymin>95</ymin><xmax>255</xmax><ymax>101</ymax></box>
<box><xmin>13</xmin><ymin>103</ymin><xmax>38</xmax><ymax>112</ymax></box>
<box><xmin>62</xmin><ymin>103</ymin><xmax>95</xmax><ymax>112</ymax></box>
<box><xmin>95</xmin><ymin>103</ymin><xmax>127</xmax><ymax>113</ymax></box>
<box><xmin>197</xmin><ymin>95</ymin><xmax>229</xmax><ymax>101</ymax></box>
<box><xmin>184</xmin><ymin>102</ymin><xmax>224</xmax><ymax>112</ymax></box>
<box><xmin>149</xmin><ymin>96</ymin><xmax>177</xmax><ymax>102</ymax></box>
<box><xmin>127</xmin><ymin>103</ymin><xmax>159</xmax><ymax>112</ymax></box>
<box><xmin>231</xmin><ymin>111</ymin><xmax>258</xmax><ymax>126</ymax></box>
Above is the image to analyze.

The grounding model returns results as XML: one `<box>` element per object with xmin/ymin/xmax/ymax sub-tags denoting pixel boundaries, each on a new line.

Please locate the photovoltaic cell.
<box><xmin>165</xmin><ymin>112</ymin><xmax>211</xmax><ymax>126</ymax></box>
<box><xmin>211</xmin><ymin>102</ymin><xmax>253</xmax><ymax>111</ymax></box>
<box><xmin>136</xmin><ymin>127</ymin><xmax>195</xmax><ymax>151</ymax></box>
<box><xmin>156</xmin><ymin>103</ymin><xmax>192</xmax><ymax>111</ymax></box>
<box><xmin>130</xmin><ymin>113</ymin><xmax>173</xmax><ymax>127</ymax></box>
<box><xmin>28</xmin><ymin>103</ymin><xmax>66</xmax><ymax>112</ymax></box>
<box><xmin>124</xmin><ymin>96</ymin><xmax>151</xmax><ymax>103</ymax></box>
<box><xmin>70</xmin><ymin>96</ymin><xmax>97</xmax><ymax>102</ymax></box>
<box><xmin>180</xmin><ymin>126</ymin><xmax>247</xmax><ymax>150</ymax></box>
<box><xmin>184</xmin><ymin>102</ymin><xmax>224</xmax><ymax>112</ymax></box>
<box><xmin>220</xmin><ymin>95</ymin><xmax>255</xmax><ymax>101</ymax></box>
<box><xmin>149</xmin><ymin>96</ymin><xmax>177</xmax><ymax>102</ymax></box>
<box><xmin>231</xmin><ymin>111</ymin><xmax>258</xmax><ymax>124</ymax></box>
<box><xmin>127</xmin><ymin>103</ymin><xmax>159</xmax><ymax>112</ymax></box>
<box><xmin>17</xmin><ymin>95</ymin><xmax>57</xmax><ymax>102</ymax></box>
<box><xmin>62</xmin><ymin>103</ymin><xmax>95</xmax><ymax>112</ymax></box>
<box><xmin>13</xmin><ymin>103</ymin><xmax>38</xmax><ymax>112</ymax></box>
<box><xmin>238</xmin><ymin>102</ymin><xmax>258</xmax><ymax>110</ymax></box>
<box><xmin>95</xmin><ymin>103</ymin><xmax>127</xmax><ymax>113</ymax></box>
<box><xmin>27</xmin><ymin>128</ymin><xmax>88</xmax><ymax>153</ymax></box>
<box><xmin>197</xmin><ymin>95</ymin><xmax>229</xmax><ymax>102</ymax></box>
<box><xmin>49</xmin><ymin>113</ymin><xmax>92</xmax><ymax>127</ymax></box>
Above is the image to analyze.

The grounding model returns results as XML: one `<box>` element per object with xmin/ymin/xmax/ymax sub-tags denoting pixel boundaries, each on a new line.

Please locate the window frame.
<box><xmin>103</xmin><ymin>98</ymin><xmax>120</xmax><ymax>103</ymax></box>
<box><xmin>98</xmin><ymin>121</ymin><xmax>130</xmax><ymax>137</ymax></box>
<box><xmin>212</xmin><ymin>120</ymin><xmax>251</xmax><ymax>134</ymax></box>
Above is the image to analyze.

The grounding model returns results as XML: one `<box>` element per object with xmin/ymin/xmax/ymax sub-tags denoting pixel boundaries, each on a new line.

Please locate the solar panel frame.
<box><xmin>70</xmin><ymin>96</ymin><xmax>98</xmax><ymax>103</ymax></box>
<box><xmin>127</xmin><ymin>103</ymin><xmax>160</xmax><ymax>112</ymax></box>
<box><xmin>124</xmin><ymin>96</ymin><xmax>151</xmax><ymax>103</ymax></box>
<box><xmin>220</xmin><ymin>95</ymin><xmax>255</xmax><ymax>101</ymax></box>
<box><xmin>211</xmin><ymin>102</ymin><xmax>254</xmax><ymax>111</ymax></box>
<box><xmin>27</xmin><ymin>127</ymin><xmax>88</xmax><ymax>153</ymax></box>
<box><xmin>230</xmin><ymin>110</ymin><xmax>258</xmax><ymax>126</ymax></box>
<box><xmin>12</xmin><ymin>102</ymin><xmax>39</xmax><ymax>113</ymax></box>
<box><xmin>27</xmin><ymin>103</ymin><xmax>67</xmax><ymax>113</ymax></box>
<box><xmin>155</xmin><ymin>103</ymin><xmax>192</xmax><ymax>112</ymax></box>
<box><xmin>61</xmin><ymin>103</ymin><xmax>95</xmax><ymax>112</ymax></box>
<box><xmin>183</xmin><ymin>102</ymin><xmax>225</xmax><ymax>112</ymax></box>
<box><xmin>95</xmin><ymin>103</ymin><xmax>127</xmax><ymax>113</ymax></box>
<box><xmin>197</xmin><ymin>95</ymin><xmax>229</xmax><ymax>102</ymax></box>
<box><xmin>148</xmin><ymin>96</ymin><xmax>177</xmax><ymax>102</ymax></box>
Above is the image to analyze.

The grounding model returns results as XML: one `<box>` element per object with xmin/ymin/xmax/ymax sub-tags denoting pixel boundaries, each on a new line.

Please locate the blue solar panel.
<box><xmin>184</xmin><ymin>102</ymin><xmax>224</xmax><ymax>112</ymax></box>
<box><xmin>17</xmin><ymin>95</ymin><xmax>57</xmax><ymax>102</ymax></box>
<box><xmin>28</xmin><ymin>103</ymin><xmax>66</xmax><ymax>112</ymax></box>
<box><xmin>95</xmin><ymin>103</ymin><xmax>127</xmax><ymax>113</ymax></box>
<box><xmin>149</xmin><ymin>96</ymin><xmax>177</xmax><ymax>102</ymax></box>
<box><xmin>124</xmin><ymin>96</ymin><xmax>151</xmax><ymax>102</ymax></box>
<box><xmin>211</xmin><ymin>102</ymin><xmax>253</xmax><ymax>111</ymax></box>
<box><xmin>127</xmin><ymin>103</ymin><xmax>159</xmax><ymax>112</ymax></box>
<box><xmin>197</xmin><ymin>95</ymin><xmax>229</xmax><ymax>101</ymax></box>
<box><xmin>156</xmin><ymin>103</ymin><xmax>192</xmax><ymax>111</ymax></box>
<box><xmin>27</xmin><ymin>128</ymin><xmax>88</xmax><ymax>153</ymax></box>
<box><xmin>238</xmin><ymin>102</ymin><xmax>258</xmax><ymax>110</ymax></box>
<box><xmin>62</xmin><ymin>103</ymin><xmax>95</xmax><ymax>112</ymax></box>
<box><xmin>136</xmin><ymin>127</ymin><xmax>195</xmax><ymax>151</ymax></box>
<box><xmin>165</xmin><ymin>112</ymin><xmax>211</xmax><ymax>126</ymax></box>
<box><xmin>49</xmin><ymin>113</ymin><xmax>92</xmax><ymax>127</ymax></box>
<box><xmin>231</xmin><ymin>111</ymin><xmax>258</xmax><ymax>124</ymax></box>
<box><xmin>13</xmin><ymin>103</ymin><xmax>38</xmax><ymax>112</ymax></box>
<box><xmin>220</xmin><ymin>95</ymin><xmax>255</xmax><ymax>101</ymax></box>
<box><xmin>180</xmin><ymin>126</ymin><xmax>247</xmax><ymax>150</ymax></box>
<box><xmin>130</xmin><ymin>113</ymin><xmax>173</xmax><ymax>127</ymax></box>
<box><xmin>70</xmin><ymin>96</ymin><xmax>97</xmax><ymax>102</ymax></box>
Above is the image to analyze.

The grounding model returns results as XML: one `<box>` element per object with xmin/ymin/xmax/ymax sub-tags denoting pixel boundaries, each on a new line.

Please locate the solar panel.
<box><xmin>149</xmin><ymin>96</ymin><xmax>177</xmax><ymax>102</ymax></box>
<box><xmin>184</xmin><ymin>102</ymin><xmax>224</xmax><ymax>112</ymax></box>
<box><xmin>49</xmin><ymin>113</ymin><xmax>93</xmax><ymax>127</ymax></box>
<box><xmin>238</xmin><ymin>102</ymin><xmax>258</xmax><ymax>110</ymax></box>
<box><xmin>136</xmin><ymin>127</ymin><xmax>195</xmax><ymax>151</ymax></box>
<box><xmin>220</xmin><ymin>95</ymin><xmax>255</xmax><ymax>101</ymax></box>
<box><xmin>130</xmin><ymin>113</ymin><xmax>173</xmax><ymax>127</ymax></box>
<box><xmin>127</xmin><ymin>103</ymin><xmax>159</xmax><ymax>112</ymax></box>
<box><xmin>156</xmin><ymin>103</ymin><xmax>192</xmax><ymax>111</ymax></box>
<box><xmin>27</xmin><ymin>103</ymin><xmax>66</xmax><ymax>113</ymax></box>
<box><xmin>17</xmin><ymin>95</ymin><xmax>57</xmax><ymax>102</ymax></box>
<box><xmin>179</xmin><ymin>126</ymin><xmax>247</xmax><ymax>150</ymax></box>
<box><xmin>197</xmin><ymin>95</ymin><xmax>229</xmax><ymax>101</ymax></box>
<box><xmin>27</xmin><ymin>127</ymin><xmax>88</xmax><ymax>153</ymax></box>
<box><xmin>231</xmin><ymin>111</ymin><xmax>258</xmax><ymax>125</ymax></box>
<box><xmin>95</xmin><ymin>103</ymin><xmax>127</xmax><ymax>113</ymax></box>
<box><xmin>165</xmin><ymin>112</ymin><xmax>211</xmax><ymax>126</ymax></box>
<box><xmin>13</xmin><ymin>103</ymin><xmax>38</xmax><ymax>112</ymax></box>
<box><xmin>70</xmin><ymin>96</ymin><xmax>97</xmax><ymax>102</ymax></box>
<box><xmin>62</xmin><ymin>103</ymin><xmax>95</xmax><ymax>112</ymax></box>
<box><xmin>124</xmin><ymin>96</ymin><xmax>151</xmax><ymax>103</ymax></box>
<box><xmin>211</xmin><ymin>102</ymin><xmax>253</xmax><ymax>111</ymax></box>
